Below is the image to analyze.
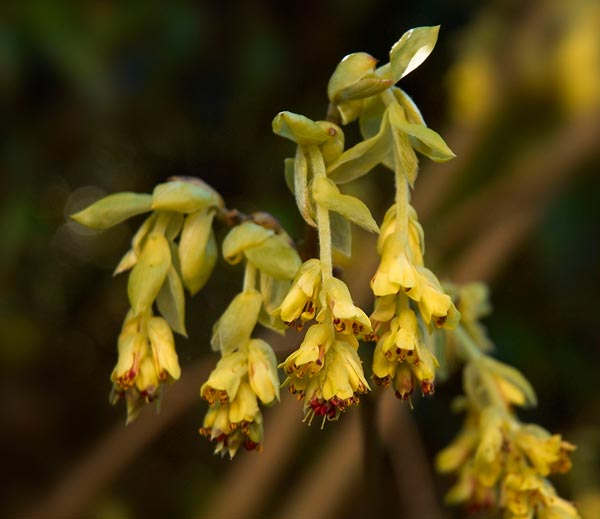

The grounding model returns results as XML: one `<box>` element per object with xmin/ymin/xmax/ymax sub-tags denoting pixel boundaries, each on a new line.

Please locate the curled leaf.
<box><xmin>272</xmin><ymin>111</ymin><xmax>329</xmax><ymax>145</ymax></box>
<box><xmin>328</xmin><ymin>52</ymin><xmax>378</xmax><ymax>102</ymax></box>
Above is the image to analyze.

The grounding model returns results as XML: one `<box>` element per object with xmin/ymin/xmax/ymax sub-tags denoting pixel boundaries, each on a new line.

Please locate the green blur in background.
<box><xmin>1</xmin><ymin>1</ymin><xmax>599</xmax><ymax>518</ymax></box>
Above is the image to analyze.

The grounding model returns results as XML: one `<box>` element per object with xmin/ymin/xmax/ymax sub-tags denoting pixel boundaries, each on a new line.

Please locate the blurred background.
<box><xmin>1</xmin><ymin>0</ymin><xmax>599</xmax><ymax>517</ymax></box>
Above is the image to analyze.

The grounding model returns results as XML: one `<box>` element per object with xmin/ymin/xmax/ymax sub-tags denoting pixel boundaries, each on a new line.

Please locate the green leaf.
<box><xmin>127</xmin><ymin>232</ymin><xmax>171</xmax><ymax>315</ymax></box>
<box><xmin>179</xmin><ymin>209</ymin><xmax>216</xmax><ymax>294</ymax></box>
<box><xmin>294</xmin><ymin>146</ymin><xmax>316</xmax><ymax>226</ymax></box>
<box><xmin>71</xmin><ymin>192</ymin><xmax>152</xmax><ymax>230</ymax></box>
<box><xmin>284</xmin><ymin>158</ymin><xmax>295</xmax><ymax>194</ymax></box>
<box><xmin>312</xmin><ymin>176</ymin><xmax>379</xmax><ymax>233</ymax></box>
<box><xmin>393</xmin><ymin>87</ymin><xmax>426</xmax><ymax>125</ymax></box>
<box><xmin>211</xmin><ymin>290</ymin><xmax>262</xmax><ymax>355</ymax></box>
<box><xmin>272</xmin><ymin>111</ymin><xmax>329</xmax><ymax>145</ymax></box>
<box><xmin>330</xmin><ymin>211</ymin><xmax>352</xmax><ymax>256</ymax></box>
<box><xmin>328</xmin><ymin>52</ymin><xmax>377</xmax><ymax>102</ymax></box>
<box><xmin>152</xmin><ymin>181</ymin><xmax>220</xmax><ymax>213</ymax></box>
<box><xmin>244</xmin><ymin>235</ymin><xmax>302</xmax><ymax>280</ymax></box>
<box><xmin>222</xmin><ymin>221</ymin><xmax>273</xmax><ymax>265</ymax></box>
<box><xmin>388</xmin><ymin>26</ymin><xmax>440</xmax><ymax>82</ymax></box>
<box><xmin>156</xmin><ymin>266</ymin><xmax>187</xmax><ymax>336</ymax></box>
<box><xmin>336</xmin><ymin>77</ymin><xmax>393</xmax><ymax>102</ymax></box>
<box><xmin>327</xmin><ymin>109</ymin><xmax>394</xmax><ymax>183</ymax></box>
<box><xmin>389</xmin><ymin>105</ymin><xmax>455</xmax><ymax>162</ymax></box>
<box><xmin>480</xmin><ymin>357</ymin><xmax>538</xmax><ymax>408</ymax></box>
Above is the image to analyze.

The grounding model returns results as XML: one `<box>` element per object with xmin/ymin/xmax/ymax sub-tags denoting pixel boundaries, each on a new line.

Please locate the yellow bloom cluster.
<box><xmin>369</xmin><ymin>205</ymin><xmax>459</xmax><ymax>400</ymax></box>
<box><xmin>72</xmin><ymin>178</ymin><xmax>222</xmax><ymax>422</ymax></box>
<box><xmin>436</xmin><ymin>287</ymin><xmax>579</xmax><ymax>518</ymax></box>
<box><xmin>277</xmin><ymin>261</ymin><xmax>372</xmax><ymax>424</ymax></box>
<box><xmin>110</xmin><ymin>310</ymin><xmax>181</xmax><ymax>423</ymax></box>
<box><xmin>200</xmin><ymin>338</ymin><xmax>279</xmax><ymax>458</ymax></box>
<box><xmin>438</xmin><ymin>402</ymin><xmax>578</xmax><ymax>518</ymax></box>
<box><xmin>200</xmin><ymin>220</ymin><xmax>301</xmax><ymax>456</ymax></box>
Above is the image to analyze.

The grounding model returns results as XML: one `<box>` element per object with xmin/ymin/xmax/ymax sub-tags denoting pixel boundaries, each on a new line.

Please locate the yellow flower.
<box><xmin>514</xmin><ymin>425</ymin><xmax>575</xmax><ymax>477</ymax></box>
<box><xmin>200</xmin><ymin>350</ymin><xmax>248</xmax><ymax>405</ymax></box>
<box><xmin>321</xmin><ymin>276</ymin><xmax>371</xmax><ymax>337</ymax></box>
<box><xmin>247</xmin><ymin>338</ymin><xmax>280</xmax><ymax>405</ymax></box>
<box><xmin>416</xmin><ymin>267</ymin><xmax>460</xmax><ymax>328</ymax></box>
<box><xmin>277</xmin><ymin>259</ymin><xmax>322</xmax><ymax>327</ymax></box>
<box><xmin>473</xmin><ymin>407</ymin><xmax>505</xmax><ymax>487</ymax></box>
<box><xmin>371</xmin><ymin>234</ymin><xmax>420</xmax><ymax>297</ymax></box>
<box><xmin>281</xmin><ymin>323</ymin><xmax>333</xmax><ymax>395</ymax></box>
<box><xmin>147</xmin><ymin>316</ymin><xmax>181</xmax><ymax>382</ymax></box>
<box><xmin>199</xmin><ymin>384</ymin><xmax>264</xmax><ymax>458</ymax></box>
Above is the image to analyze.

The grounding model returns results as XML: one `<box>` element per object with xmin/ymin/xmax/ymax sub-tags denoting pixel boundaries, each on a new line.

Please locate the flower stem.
<box><xmin>308</xmin><ymin>145</ymin><xmax>333</xmax><ymax>283</ymax></box>
<box><xmin>243</xmin><ymin>262</ymin><xmax>257</xmax><ymax>293</ymax></box>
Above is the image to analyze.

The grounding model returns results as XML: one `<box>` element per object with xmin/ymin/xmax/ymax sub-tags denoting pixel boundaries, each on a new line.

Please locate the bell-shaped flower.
<box><xmin>200</xmin><ymin>350</ymin><xmax>248</xmax><ymax>406</ymax></box>
<box><xmin>416</xmin><ymin>267</ymin><xmax>460</xmax><ymax>328</ymax></box>
<box><xmin>147</xmin><ymin>316</ymin><xmax>181</xmax><ymax>383</ymax></box>
<box><xmin>277</xmin><ymin>259</ymin><xmax>322</xmax><ymax>326</ymax></box>
<box><xmin>321</xmin><ymin>276</ymin><xmax>371</xmax><ymax>337</ymax></box>
<box><xmin>111</xmin><ymin>331</ymin><xmax>148</xmax><ymax>391</ymax></box>
<box><xmin>247</xmin><ymin>338</ymin><xmax>280</xmax><ymax>405</ymax></box>
<box><xmin>514</xmin><ymin>425</ymin><xmax>575</xmax><ymax>477</ymax></box>
<box><xmin>199</xmin><ymin>382</ymin><xmax>264</xmax><ymax>458</ymax></box>
<box><xmin>371</xmin><ymin>234</ymin><xmax>420</xmax><ymax>297</ymax></box>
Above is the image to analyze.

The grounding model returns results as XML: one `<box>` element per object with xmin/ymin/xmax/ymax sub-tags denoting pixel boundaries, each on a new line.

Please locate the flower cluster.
<box><xmin>199</xmin><ymin>220</ymin><xmax>301</xmax><ymax>456</ymax></box>
<box><xmin>272</xmin><ymin>111</ymin><xmax>376</xmax><ymax>424</ymax></box>
<box><xmin>72</xmin><ymin>178</ymin><xmax>222</xmax><ymax>422</ymax></box>
<box><xmin>436</xmin><ymin>289</ymin><xmax>579</xmax><ymax>518</ymax></box>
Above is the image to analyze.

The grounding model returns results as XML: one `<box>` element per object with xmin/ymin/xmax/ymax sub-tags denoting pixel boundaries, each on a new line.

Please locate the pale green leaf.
<box><xmin>222</xmin><ymin>221</ymin><xmax>273</xmax><ymax>265</ymax></box>
<box><xmin>152</xmin><ymin>181</ymin><xmax>220</xmax><ymax>213</ymax></box>
<box><xmin>294</xmin><ymin>146</ymin><xmax>316</xmax><ymax>226</ymax></box>
<box><xmin>327</xmin><ymin>110</ymin><xmax>394</xmax><ymax>183</ymax></box>
<box><xmin>156</xmin><ymin>266</ymin><xmax>187</xmax><ymax>336</ymax></box>
<box><xmin>328</xmin><ymin>52</ymin><xmax>377</xmax><ymax>102</ymax></box>
<box><xmin>211</xmin><ymin>290</ymin><xmax>262</xmax><ymax>355</ymax></box>
<box><xmin>128</xmin><ymin>232</ymin><xmax>171</xmax><ymax>315</ymax></box>
<box><xmin>390</xmin><ymin>106</ymin><xmax>455</xmax><ymax>162</ymax></box>
<box><xmin>312</xmin><ymin>176</ymin><xmax>379</xmax><ymax>233</ymax></box>
<box><xmin>71</xmin><ymin>192</ymin><xmax>152</xmax><ymax>230</ymax></box>
<box><xmin>336</xmin><ymin>77</ymin><xmax>393</xmax><ymax>102</ymax></box>
<box><xmin>480</xmin><ymin>357</ymin><xmax>538</xmax><ymax>408</ymax></box>
<box><xmin>179</xmin><ymin>209</ymin><xmax>216</xmax><ymax>294</ymax></box>
<box><xmin>330</xmin><ymin>211</ymin><xmax>352</xmax><ymax>257</ymax></box>
<box><xmin>284</xmin><ymin>158</ymin><xmax>295</xmax><ymax>194</ymax></box>
<box><xmin>272</xmin><ymin>111</ymin><xmax>329</xmax><ymax>145</ymax></box>
<box><xmin>388</xmin><ymin>26</ymin><xmax>440</xmax><ymax>82</ymax></box>
<box><xmin>244</xmin><ymin>235</ymin><xmax>302</xmax><ymax>280</ymax></box>
<box><xmin>393</xmin><ymin>87</ymin><xmax>426</xmax><ymax>125</ymax></box>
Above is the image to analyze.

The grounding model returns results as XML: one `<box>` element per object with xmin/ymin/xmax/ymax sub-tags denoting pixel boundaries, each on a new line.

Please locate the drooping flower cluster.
<box><xmin>436</xmin><ymin>288</ymin><xmax>579</xmax><ymax>518</ymax></box>
<box><xmin>311</xmin><ymin>27</ymin><xmax>461</xmax><ymax>401</ymax></box>
<box><xmin>199</xmin><ymin>219</ymin><xmax>301</xmax><ymax>456</ymax></box>
<box><xmin>272</xmin><ymin>112</ymin><xmax>377</xmax><ymax>424</ymax></box>
<box><xmin>72</xmin><ymin>178</ymin><xmax>222</xmax><ymax>421</ymax></box>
